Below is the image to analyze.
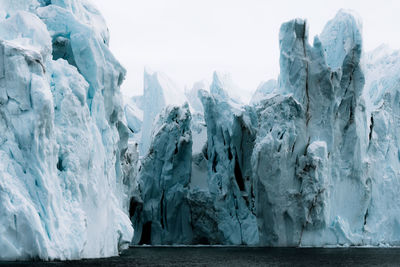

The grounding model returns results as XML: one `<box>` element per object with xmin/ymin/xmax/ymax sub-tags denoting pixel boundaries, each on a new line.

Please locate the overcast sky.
<box><xmin>94</xmin><ymin>0</ymin><xmax>400</xmax><ymax>100</ymax></box>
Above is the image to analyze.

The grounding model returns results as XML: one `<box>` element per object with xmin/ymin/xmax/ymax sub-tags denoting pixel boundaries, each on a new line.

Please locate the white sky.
<box><xmin>94</xmin><ymin>0</ymin><xmax>400</xmax><ymax>100</ymax></box>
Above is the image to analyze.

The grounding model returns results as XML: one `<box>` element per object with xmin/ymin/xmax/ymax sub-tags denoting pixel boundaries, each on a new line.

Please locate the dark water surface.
<box><xmin>2</xmin><ymin>247</ymin><xmax>400</xmax><ymax>266</ymax></box>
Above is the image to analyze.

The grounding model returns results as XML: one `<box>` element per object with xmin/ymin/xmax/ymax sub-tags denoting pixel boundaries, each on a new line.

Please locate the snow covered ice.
<box><xmin>3</xmin><ymin>0</ymin><xmax>400</xmax><ymax>261</ymax></box>
<box><xmin>0</xmin><ymin>0</ymin><xmax>132</xmax><ymax>260</ymax></box>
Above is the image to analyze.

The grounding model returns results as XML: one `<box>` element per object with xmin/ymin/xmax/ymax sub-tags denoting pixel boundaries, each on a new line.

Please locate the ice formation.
<box><xmin>253</xmin><ymin>10</ymin><xmax>368</xmax><ymax>246</ymax></box>
<box><xmin>198</xmin><ymin>73</ymin><xmax>259</xmax><ymax>245</ymax></box>
<box><xmin>130</xmin><ymin>71</ymin><xmax>259</xmax><ymax>245</ymax></box>
<box><xmin>131</xmin><ymin>104</ymin><xmax>193</xmax><ymax>244</ymax></box>
<box><xmin>0</xmin><ymin>0</ymin><xmax>132</xmax><ymax>260</ymax></box>
<box><xmin>139</xmin><ymin>69</ymin><xmax>188</xmax><ymax>156</ymax></box>
<box><xmin>129</xmin><ymin>9</ymin><xmax>400</xmax><ymax>247</ymax></box>
<box><xmin>3</xmin><ymin>0</ymin><xmax>400</xmax><ymax>260</ymax></box>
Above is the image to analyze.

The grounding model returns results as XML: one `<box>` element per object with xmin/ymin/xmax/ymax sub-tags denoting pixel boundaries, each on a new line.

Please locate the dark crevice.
<box><xmin>344</xmin><ymin>99</ymin><xmax>355</xmax><ymax>132</ymax></box>
<box><xmin>139</xmin><ymin>222</ymin><xmax>152</xmax><ymax>245</ymax></box>
<box><xmin>279</xmin><ymin>131</ymin><xmax>285</xmax><ymax>140</ymax></box>
<box><xmin>369</xmin><ymin>115</ymin><xmax>374</xmax><ymax>141</ymax></box>
<box><xmin>349</xmin><ymin>103</ymin><xmax>354</xmax><ymax>124</ymax></box>
<box><xmin>202</xmin><ymin>144</ymin><xmax>208</xmax><ymax>160</ymax></box>
<box><xmin>160</xmin><ymin>191</ymin><xmax>165</xmax><ymax>229</ymax></box>
<box><xmin>364</xmin><ymin>209</ymin><xmax>369</xmax><ymax>227</ymax></box>
<box><xmin>129</xmin><ymin>197</ymin><xmax>140</xmax><ymax>218</ymax></box>
<box><xmin>234</xmin><ymin>155</ymin><xmax>245</xmax><ymax>191</ymax></box>
<box><xmin>196</xmin><ymin>237</ymin><xmax>210</xmax><ymax>245</ymax></box>
<box><xmin>212</xmin><ymin>152</ymin><xmax>218</xmax><ymax>173</ymax></box>
<box><xmin>118</xmin><ymin>72</ymin><xmax>124</xmax><ymax>86</ymax></box>
<box><xmin>34</xmin><ymin>59</ymin><xmax>46</xmax><ymax>74</ymax></box>
<box><xmin>52</xmin><ymin>35</ymin><xmax>77</xmax><ymax>67</ymax></box>
<box><xmin>56</xmin><ymin>157</ymin><xmax>64</xmax><ymax>172</ymax></box>
<box><xmin>174</xmin><ymin>143</ymin><xmax>178</xmax><ymax>155</ymax></box>
<box><xmin>304</xmin><ymin>137</ymin><xmax>310</xmax><ymax>156</ymax></box>
<box><xmin>303</xmin><ymin>163</ymin><xmax>316</xmax><ymax>173</ymax></box>
<box><xmin>228</xmin><ymin>146</ymin><xmax>233</xmax><ymax>161</ymax></box>
<box><xmin>250</xmin><ymin>184</ymin><xmax>256</xmax><ymax>215</ymax></box>
<box><xmin>128</xmin><ymin>126</ymin><xmax>135</xmax><ymax>133</ymax></box>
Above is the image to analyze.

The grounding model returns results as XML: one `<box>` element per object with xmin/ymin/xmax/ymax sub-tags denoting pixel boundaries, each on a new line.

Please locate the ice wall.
<box><xmin>253</xmin><ymin>9</ymin><xmax>370</xmax><ymax>246</ymax></box>
<box><xmin>131</xmin><ymin>9</ymin><xmax>400</xmax><ymax>247</ymax></box>
<box><xmin>0</xmin><ymin>0</ymin><xmax>133</xmax><ymax>260</ymax></box>
<box><xmin>197</xmin><ymin>72</ymin><xmax>259</xmax><ymax>245</ymax></box>
<box><xmin>131</xmin><ymin>72</ymin><xmax>259</xmax><ymax>245</ymax></box>
<box><xmin>131</xmin><ymin>104</ymin><xmax>193</xmax><ymax>245</ymax></box>
<box><xmin>3</xmin><ymin>1</ymin><xmax>400</xmax><ymax>254</ymax></box>
<box><xmin>361</xmin><ymin>45</ymin><xmax>400</xmax><ymax>245</ymax></box>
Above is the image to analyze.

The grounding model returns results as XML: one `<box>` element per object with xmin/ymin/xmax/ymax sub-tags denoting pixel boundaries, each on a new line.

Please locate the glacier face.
<box><xmin>361</xmin><ymin>45</ymin><xmax>400</xmax><ymax>244</ymax></box>
<box><xmin>128</xmin><ymin>9</ymin><xmax>400</xmax><ymax>247</ymax></box>
<box><xmin>132</xmin><ymin>104</ymin><xmax>193</xmax><ymax>245</ymax></box>
<box><xmin>0</xmin><ymin>0</ymin><xmax>132</xmax><ymax>260</ymax></box>
<box><xmin>3</xmin><ymin>0</ymin><xmax>400</xmax><ymax>259</ymax></box>
<box><xmin>253</xmin><ymin>10</ymin><xmax>369</xmax><ymax>246</ymax></box>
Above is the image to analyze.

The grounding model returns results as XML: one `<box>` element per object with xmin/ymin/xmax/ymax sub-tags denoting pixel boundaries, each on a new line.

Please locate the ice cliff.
<box><xmin>128</xmin><ymin>9</ymin><xmax>400</xmax><ymax>247</ymax></box>
<box><xmin>0</xmin><ymin>0</ymin><xmax>133</xmax><ymax>260</ymax></box>
<box><xmin>131</xmin><ymin>104</ymin><xmax>193</xmax><ymax>244</ymax></box>
<box><xmin>253</xmin><ymin>10</ymin><xmax>368</xmax><ymax>246</ymax></box>
<box><xmin>2</xmin><ymin>0</ymin><xmax>400</xmax><ymax>259</ymax></box>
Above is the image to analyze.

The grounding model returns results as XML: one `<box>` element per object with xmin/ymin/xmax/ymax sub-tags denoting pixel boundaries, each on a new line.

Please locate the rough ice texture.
<box><xmin>253</xmin><ymin>9</ymin><xmax>369</xmax><ymax>246</ymax></box>
<box><xmin>132</xmin><ymin>104</ymin><xmax>193</xmax><ymax>245</ymax></box>
<box><xmin>3</xmin><ymin>1</ymin><xmax>400</xmax><ymax>256</ymax></box>
<box><xmin>130</xmin><ymin>9</ymin><xmax>400</xmax><ymax>247</ymax></box>
<box><xmin>0</xmin><ymin>0</ymin><xmax>133</xmax><ymax>260</ymax></box>
<box><xmin>199</xmin><ymin>75</ymin><xmax>259</xmax><ymax>245</ymax></box>
<box><xmin>131</xmin><ymin>71</ymin><xmax>259</xmax><ymax>245</ymax></box>
<box><xmin>360</xmin><ymin>45</ymin><xmax>400</xmax><ymax>245</ymax></box>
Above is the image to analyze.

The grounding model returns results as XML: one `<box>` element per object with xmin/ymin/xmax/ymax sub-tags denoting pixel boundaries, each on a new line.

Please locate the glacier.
<box><xmin>3</xmin><ymin>0</ymin><xmax>400</xmax><ymax>261</ymax></box>
<box><xmin>0</xmin><ymin>0</ymin><xmax>132</xmax><ymax>260</ymax></box>
<box><xmin>127</xmin><ymin>9</ymin><xmax>400</xmax><ymax>247</ymax></box>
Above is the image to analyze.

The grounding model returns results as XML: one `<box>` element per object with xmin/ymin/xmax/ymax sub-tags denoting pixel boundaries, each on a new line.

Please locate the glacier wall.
<box><xmin>2</xmin><ymin>0</ymin><xmax>400</xmax><ymax>258</ymax></box>
<box><xmin>253</xmin><ymin>10</ymin><xmax>369</xmax><ymax>246</ymax></box>
<box><xmin>132</xmin><ymin>104</ymin><xmax>193</xmax><ymax>245</ymax></box>
<box><xmin>0</xmin><ymin>0</ymin><xmax>133</xmax><ymax>260</ymax></box>
<box><xmin>128</xmin><ymin>9</ymin><xmax>400</xmax><ymax>246</ymax></box>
